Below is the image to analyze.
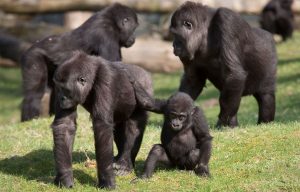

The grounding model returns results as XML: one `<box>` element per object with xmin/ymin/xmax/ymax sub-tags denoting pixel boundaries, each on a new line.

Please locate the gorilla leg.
<box><xmin>113</xmin><ymin>122</ymin><xmax>125</xmax><ymax>161</ymax></box>
<box><xmin>142</xmin><ymin>144</ymin><xmax>171</xmax><ymax>178</ymax></box>
<box><xmin>130</xmin><ymin>110</ymin><xmax>148</xmax><ymax>164</ymax></box>
<box><xmin>93</xmin><ymin>118</ymin><xmax>115</xmax><ymax>189</ymax></box>
<box><xmin>194</xmin><ymin>137</ymin><xmax>212</xmax><ymax>177</ymax></box>
<box><xmin>217</xmin><ymin>79</ymin><xmax>245</xmax><ymax>128</ymax></box>
<box><xmin>254</xmin><ymin>92</ymin><xmax>275</xmax><ymax>124</ymax></box>
<box><xmin>51</xmin><ymin>105</ymin><xmax>77</xmax><ymax>188</ymax></box>
<box><xmin>48</xmin><ymin>70</ymin><xmax>56</xmax><ymax>115</ymax></box>
<box><xmin>216</xmin><ymin>115</ymin><xmax>238</xmax><ymax>129</ymax></box>
<box><xmin>49</xmin><ymin>87</ymin><xmax>56</xmax><ymax>115</ymax></box>
<box><xmin>185</xmin><ymin>149</ymin><xmax>201</xmax><ymax>168</ymax></box>
<box><xmin>21</xmin><ymin>50</ymin><xmax>48</xmax><ymax>121</ymax></box>
<box><xmin>114</xmin><ymin>109</ymin><xmax>147</xmax><ymax>175</ymax></box>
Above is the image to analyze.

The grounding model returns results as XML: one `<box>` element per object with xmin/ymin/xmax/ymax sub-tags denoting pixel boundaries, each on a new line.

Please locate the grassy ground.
<box><xmin>0</xmin><ymin>33</ymin><xmax>299</xmax><ymax>191</ymax></box>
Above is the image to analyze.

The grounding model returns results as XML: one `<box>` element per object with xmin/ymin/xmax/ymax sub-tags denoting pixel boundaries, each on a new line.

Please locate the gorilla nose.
<box><xmin>171</xmin><ymin>123</ymin><xmax>180</xmax><ymax>129</ymax></box>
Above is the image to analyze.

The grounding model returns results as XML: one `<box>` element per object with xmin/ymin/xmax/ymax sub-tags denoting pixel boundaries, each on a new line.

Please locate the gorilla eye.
<box><xmin>179</xmin><ymin>115</ymin><xmax>186</xmax><ymax>121</ymax></box>
<box><xmin>123</xmin><ymin>18</ymin><xmax>129</xmax><ymax>23</ymax></box>
<box><xmin>183</xmin><ymin>21</ymin><xmax>192</xmax><ymax>30</ymax></box>
<box><xmin>78</xmin><ymin>77</ymin><xmax>86</xmax><ymax>85</ymax></box>
<box><xmin>169</xmin><ymin>113</ymin><xmax>176</xmax><ymax>119</ymax></box>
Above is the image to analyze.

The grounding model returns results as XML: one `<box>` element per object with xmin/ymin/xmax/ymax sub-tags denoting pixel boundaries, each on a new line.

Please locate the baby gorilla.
<box><xmin>129</xmin><ymin>81</ymin><xmax>212</xmax><ymax>178</ymax></box>
<box><xmin>52</xmin><ymin>52</ymin><xmax>152</xmax><ymax>189</ymax></box>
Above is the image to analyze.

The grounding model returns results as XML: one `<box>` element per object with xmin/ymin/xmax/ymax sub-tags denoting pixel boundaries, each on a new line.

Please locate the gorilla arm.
<box><xmin>129</xmin><ymin>76</ymin><xmax>166</xmax><ymax>114</ymax></box>
<box><xmin>192</xmin><ymin>107</ymin><xmax>212</xmax><ymax>176</ymax></box>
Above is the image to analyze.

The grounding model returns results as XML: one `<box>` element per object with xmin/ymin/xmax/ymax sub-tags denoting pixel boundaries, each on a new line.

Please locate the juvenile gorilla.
<box><xmin>52</xmin><ymin>52</ymin><xmax>153</xmax><ymax>189</ymax></box>
<box><xmin>260</xmin><ymin>0</ymin><xmax>294</xmax><ymax>41</ymax></box>
<box><xmin>21</xmin><ymin>3</ymin><xmax>138</xmax><ymax>121</ymax></box>
<box><xmin>171</xmin><ymin>2</ymin><xmax>277</xmax><ymax>128</ymax></box>
<box><xmin>129</xmin><ymin>84</ymin><xmax>212</xmax><ymax>178</ymax></box>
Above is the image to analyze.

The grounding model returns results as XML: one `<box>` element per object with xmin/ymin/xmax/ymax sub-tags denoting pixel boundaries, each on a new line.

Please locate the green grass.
<box><xmin>0</xmin><ymin>33</ymin><xmax>299</xmax><ymax>191</ymax></box>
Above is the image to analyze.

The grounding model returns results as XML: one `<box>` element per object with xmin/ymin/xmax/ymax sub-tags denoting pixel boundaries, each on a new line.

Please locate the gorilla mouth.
<box><xmin>173</xmin><ymin>46</ymin><xmax>182</xmax><ymax>56</ymax></box>
<box><xmin>171</xmin><ymin>123</ymin><xmax>183</xmax><ymax>131</ymax></box>
<box><xmin>124</xmin><ymin>37</ymin><xmax>135</xmax><ymax>48</ymax></box>
<box><xmin>60</xmin><ymin>100</ymin><xmax>77</xmax><ymax>109</ymax></box>
<box><xmin>173</xmin><ymin>46</ymin><xmax>192</xmax><ymax>60</ymax></box>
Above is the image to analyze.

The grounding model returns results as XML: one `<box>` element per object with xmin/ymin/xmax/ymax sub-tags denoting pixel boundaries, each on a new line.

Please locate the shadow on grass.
<box><xmin>133</xmin><ymin>160</ymin><xmax>178</xmax><ymax>177</ymax></box>
<box><xmin>0</xmin><ymin>149</ymin><xmax>96</xmax><ymax>187</ymax></box>
<box><xmin>277</xmin><ymin>72</ymin><xmax>300</xmax><ymax>84</ymax></box>
<box><xmin>278</xmin><ymin>57</ymin><xmax>300</xmax><ymax>66</ymax></box>
<box><xmin>0</xmin><ymin>83</ymin><xmax>22</xmax><ymax>99</ymax></box>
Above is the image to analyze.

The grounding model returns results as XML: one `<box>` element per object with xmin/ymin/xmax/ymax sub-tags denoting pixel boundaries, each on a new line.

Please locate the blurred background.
<box><xmin>1</xmin><ymin>0</ymin><xmax>300</xmax><ymax>72</ymax></box>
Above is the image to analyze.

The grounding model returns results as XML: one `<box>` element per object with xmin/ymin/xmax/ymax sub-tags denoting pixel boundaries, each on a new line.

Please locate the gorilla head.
<box><xmin>165</xmin><ymin>93</ymin><xmax>195</xmax><ymax>131</ymax></box>
<box><xmin>170</xmin><ymin>2</ymin><xmax>212</xmax><ymax>60</ymax></box>
<box><xmin>53</xmin><ymin>52</ymin><xmax>97</xmax><ymax>109</ymax></box>
<box><xmin>107</xmin><ymin>3</ymin><xmax>138</xmax><ymax>48</ymax></box>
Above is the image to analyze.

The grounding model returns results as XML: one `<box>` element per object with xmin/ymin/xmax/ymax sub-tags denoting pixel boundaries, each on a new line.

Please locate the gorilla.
<box><xmin>52</xmin><ymin>51</ymin><xmax>152</xmax><ymax>189</ymax></box>
<box><xmin>21</xmin><ymin>3</ymin><xmax>138</xmax><ymax>121</ymax></box>
<box><xmin>128</xmin><ymin>80</ymin><xmax>212</xmax><ymax>178</ymax></box>
<box><xmin>260</xmin><ymin>0</ymin><xmax>294</xmax><ymax>41</ymax></box>
<box><xmin>170</xmin><ymin>1</ymin><xmax>277</xmax><ymax>128</ymax></box>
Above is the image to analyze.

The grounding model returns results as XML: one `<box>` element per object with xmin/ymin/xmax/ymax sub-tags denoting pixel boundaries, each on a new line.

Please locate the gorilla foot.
<box><xmin>98</xmin><ymin>179</ymin><xmax>116</xmax><ymax>190</ymax></box>
<box><xmin>54</xmin><ymin>172</ymin><xmax>74</xmax><ymax>188</ymax></box>
<box><xmin>113</xmin><ymin>160</ymin><xmax>133</xmax><ymax>176</ymax></box>
<box><xmin>216</xmin><ymin>116</ymin><xmax>238</xmax><ymax>129</ymax></box>
<box><xmin>194</xmin><ymin>164</ymin><xmax>210</xmax><ymax>177</ymax></box>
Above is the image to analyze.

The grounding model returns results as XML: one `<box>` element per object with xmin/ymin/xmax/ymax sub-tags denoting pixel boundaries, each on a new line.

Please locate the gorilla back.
<box><xmin>21</xmin><ymin>3</ymin><xmax>138</xmax><ymax>121</ymax></box>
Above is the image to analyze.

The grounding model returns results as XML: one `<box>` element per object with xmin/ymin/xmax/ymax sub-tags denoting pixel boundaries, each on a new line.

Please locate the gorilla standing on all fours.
<box><xmin>21</xmin><ymin>3</ymin><xmax>138</xmax><ymax>121</ymax></box>
<box><xmin>170</xmin><ymin>1</ymin><xmax>277</xmax><ymax>128</ymax></box>
<box><xmin>52</xmin><ymin>51</ymin><xmax>153</xmax><ymax>189</ymax></box>
<box><xmin>260</xmin><ymin>0</ymin><xmax>294</xmax><ymax>41</ymax></box>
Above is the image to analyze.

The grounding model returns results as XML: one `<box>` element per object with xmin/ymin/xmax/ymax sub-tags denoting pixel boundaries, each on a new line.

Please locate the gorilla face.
<box><xmin>167</xmin><ymin>111</ymin><xmax>187</xmax><ymax>131</ymax></box>
<box><xmin>54</xmin><ymin>75</ymin><xmax>88</xmax><ymax>109</ymax></box>
<box><xmin>53</xmin><ymin>52</ymin><xmax>96</xmax><ymax>109</ymax></box>
<box><xmin>165</xmin><ymin>92</ymin><xmax>195</xmax><ymax>131</ymax></box>
<box><xmin>119</xmin><ymin>17</ymin><xmax>138</xmax><ymax>48</ymax></box>
<box><xmin>113</xmin><ymin>3</ymin><xmax>139</xmax><ymax>48</ymax></box>
<box><xmin>170</xmin><ymin>19</ymin><xmax>195</xmax><ymax>59</ymax></box>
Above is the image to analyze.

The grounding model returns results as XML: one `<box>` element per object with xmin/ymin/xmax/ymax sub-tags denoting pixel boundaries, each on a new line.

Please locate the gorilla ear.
<box><xmin>77</xmin><ymin>77</ymin><xmax>87</xmax><ymax>86</ymax></box>
<box><xmin>191</xmin><ymin>107</ymin><xmax>197</xmax><ymax>115</ymax></box>
<box><xmin>122</xmin><ymin>18</ymin><xmax>129</xmax><ymax>25</ymax></box>
<box><xmin>183</xmin><ymin>21</ymin><xmax>193</xmax><ymax>30</ymax></box>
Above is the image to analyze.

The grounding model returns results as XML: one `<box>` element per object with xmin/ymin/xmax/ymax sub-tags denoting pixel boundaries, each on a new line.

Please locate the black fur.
<box><xmin>52</xmin><ymin>51</ymin><xmax>152</xmax><ymax>189</ymax></box>
<box><xmin>170</xmin><ymin>1</ymin><xmax>277</xmax><ymax>128</ymax></box>
<box><xmin>128</xmin><ymin>85</ymin><xmax>212</xmax><ymax>178</ymax></box>
<box><xmin>260</xmin><ymin>0</ymin><xmax>294</xmax><ymax>41</ymax></box>
<box><xmin>21</xmin><ymin>3</ymin><xmax>138</xmax><ymax>121</ymax></box>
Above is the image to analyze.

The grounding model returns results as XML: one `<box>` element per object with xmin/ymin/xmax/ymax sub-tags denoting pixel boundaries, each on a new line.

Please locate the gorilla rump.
<box><xmin>260</xmin><ymin>0</ymin><xmax>294</xmax><ymax>41</ymax></box>
<box><xmin>21</xmin><ymin>3</ymin><xmax>138</xmax><ymax>121</ymax></box>
<box><xmin>129</xmin><ymin>81</ymin><xmax>212</xmax><ymax>178</ymax></box>
<box><xmin>52</xmin><ymin>51</ymin><xmax>153</xmax><ymax>189</ymax></box>
<box><xmin>170</xmin><ymin>1</ymin><xmax>277</xmax><ymax>128</ymax></box>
